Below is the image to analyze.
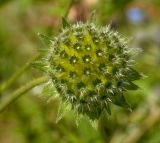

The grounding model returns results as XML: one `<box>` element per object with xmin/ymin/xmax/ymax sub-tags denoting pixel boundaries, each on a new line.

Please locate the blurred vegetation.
<box><xmin>0</xmin><ymin>0</ymin><xmax>160</xmax><ymax>143</ymax></box>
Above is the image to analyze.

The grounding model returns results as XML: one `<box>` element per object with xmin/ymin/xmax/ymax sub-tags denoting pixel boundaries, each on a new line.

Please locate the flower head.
<box><xmin>36</xmin><ymin>16</ymin><xmax>141</xmax><ymax>121</ymax></box>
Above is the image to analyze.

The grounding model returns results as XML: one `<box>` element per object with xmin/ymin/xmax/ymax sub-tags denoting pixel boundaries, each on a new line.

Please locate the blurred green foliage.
<box><xmin>0</xmin><ymin>0</ymin><xmax>160</xmax><ymax>143</ymax></box>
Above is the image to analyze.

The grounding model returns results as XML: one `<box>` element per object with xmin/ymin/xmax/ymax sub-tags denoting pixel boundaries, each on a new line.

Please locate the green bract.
<box><xmin>36</xmin><ymin>17</ymin><xmax>141</xmax><ymax>121</ymax></box>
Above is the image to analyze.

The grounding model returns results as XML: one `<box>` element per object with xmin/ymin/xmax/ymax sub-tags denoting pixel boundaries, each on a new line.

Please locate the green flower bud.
<box><xmin>36</xmin><ymin>16</ymin><xmax>142</xmax><ymax>122</ymax></box>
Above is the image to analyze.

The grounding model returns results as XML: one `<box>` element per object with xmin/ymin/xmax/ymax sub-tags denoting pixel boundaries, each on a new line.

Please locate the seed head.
<box><xmin>36</xmin><ymin>16</ymin><xmax>142</xmax><ymax>121</ymax></box>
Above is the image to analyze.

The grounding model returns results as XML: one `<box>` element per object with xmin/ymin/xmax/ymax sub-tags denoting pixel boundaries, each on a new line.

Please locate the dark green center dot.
<box><xmin>53</xmin><ymin>47</ymin><xmax>59</xmax><ymax>55</ymax></box>
<box><xmin>76</xmin><ymin>33</ymin><xmax>84</xmax><ymax>40</ymax></box>
<box><xmin>123</xmin><ymin>54</ymin><xmax>130</xmax><ymax>61</ymax></box>
<box><xmin>79</xmin><ymin>99</ymin><xmax>87</xmax><ymax>104</ymax></box>
<box><xmin>117</xmin><ymin>81</ymin><xmax>123</xmax><ymax>87</ymax></box>
<box><xmin>52</xmin><ymin>76</ymin><xmax>58</xmax><ymax>84</ymax></box>
<box><xmin>67</xmin><ymin>90</ymin><xmax>75</xmax><ymax>96</ymax></box>
<box><xmin>73</xmin><ymin>43</ymin><xmax>81</xmax><ymax>51</ymax></box>
<box><xmin>100</xmin><ymin>94</ymin><xmax>108</xmax><ymax>100</ymax></box>
<box><xmin>85</xmin><ymin>45</ymin><xmax>91</xmax><ymax>51</ymax></box>
<box><xmin>77</xmin><ymin>81</ymin><xmax>86</xmax><ymax>89</ymax></box>
<box><xmin>88</xmin><ymin>27</ymin><xmax>96</xmax><ymax>35</ymax></box>
<box><xmin>63</xmin><ymin>38</ymin><xmax>71</xmax><ymax>46</ymax></box>
<box><xmin>69</xmin><ymin>71</ymin><xmax>77</xmax><ymax>78</ymax></box>
<box><xmin>108</xmin><ymin>54</ymin><xmax>116</xmax><ymax>61</ymax></box>
<box><xmin>70</xmin><ymin>56</ymin><xmax>78</xmax><ymax>64</ymax></box>
<box><xmin>96</xmin><ymin>49</ymin><xmax>103</xmax><ymax>57</ymax></box>
<box><xmin>84</xmin><ymin>68</ymin><xmax>91</xmax><ymax>76</ymax></box>
<box><xmin>83</xmin><ymin>55</ymin><xmax>92</xmax><ymax>63</ymax></box>
<box><xmin>105</xmin><ymin>82</ymin><xmax>112</xmax><ymax>88</ymax></box>
<box><xmin>55</xmin><ymin>64</ymin><xmax>65</xmax><ymax>72</ymax></box>
<box><xmin>113</xmin><ymin>35</ymin><xmax>119</xmax><ymax>43</ymax></box>
<box><xmin>75</xmin><ymin>27</ymin><xmax>82</xmax><ymax>32</ymax></box>
<box><xmin>92</xmin><ymin>36</ymin><xmax>99</xmax><ymax>44</ymax></box>
<box><xmin>56</xmin><ymin>86</ymin><xmax>62</xmax><ymax>92</ymax></box>
<box><xmin>100</xmin><ymin>31</ymin><xmax>107</xmax><ymax>37</ymax></box>
<box><xmin>116</xmin><ymin>45</ymin><xmax>123</xmax><ymax>53</ymax></box>
<box><xmin>60</xmin><ymin>50</ymin><xmax>68</xmax><ymax>58</ymax></box>
<box><xmin>93</xmin><ymin>78</ymin><xmax>102</xmax><ymax>86</ymax></box>
<box><xmin>60</xmin><ymin>79</ymin><xmax>67</xmax><ymax>84</ymax></box>
<box><xmin>112</xmin><ymin>67</ymin><xmax>118</xmax><ymax>75</ymax></box>
<box><xmin>98</xmin><ymin>63</ymin><xmax>106</xmax><ymax>71</ymax></box>
<box><xmin>88</xmin><ymin>90</ymin><xmax>97</xmax><ymax>96</ymax></box>
<box><xmin>106</xmin><ymin>40</ymin><xmax>112</xmax><ymax>48</ymax></box>
<box><xmin>121</xmin><ymin>60</ymin><xmax>127</xmax><ymax>67</ymax></box>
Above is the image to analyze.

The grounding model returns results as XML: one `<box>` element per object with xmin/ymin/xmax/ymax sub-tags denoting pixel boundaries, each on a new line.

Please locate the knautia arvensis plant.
<box><xmin>35</xmin><ymin>16</ymin><xmax>142</xmax><ymax>123</ymax></box>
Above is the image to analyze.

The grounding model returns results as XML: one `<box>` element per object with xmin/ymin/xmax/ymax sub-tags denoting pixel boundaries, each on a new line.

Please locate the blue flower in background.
<box><xmin>127</xmin><ymin>8</ymin><xmax>145</xmax><ymax>23</ymax></box>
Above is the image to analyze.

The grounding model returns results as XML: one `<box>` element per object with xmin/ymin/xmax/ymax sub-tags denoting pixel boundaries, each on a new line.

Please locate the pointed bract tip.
<box><xmin>89</xmin><ymin>10</ymin><xmax>96</xmax><ymax>23</ymax></box>
<box><xmin>62</xmin><ymin>17</ymin><xmax>70</xmax><ymax>28</ymax></box>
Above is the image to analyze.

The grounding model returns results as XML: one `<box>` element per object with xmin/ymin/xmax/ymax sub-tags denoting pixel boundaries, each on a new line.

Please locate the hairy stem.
<box><xmin>0</xmin><ymin>55</ymin><xmax>40</xmax><ymax>94</ymax></box>
<box><xmin>0</xmin><ymin>76</ymin><xmax>49</xmax><ymax>113</ymax></box>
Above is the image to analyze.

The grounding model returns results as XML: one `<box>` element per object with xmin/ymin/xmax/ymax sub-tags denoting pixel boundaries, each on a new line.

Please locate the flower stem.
<box><xmin>0</xmin><ymin>76</ymin><xmax>49</xmax><ymax>113</ymax></box>
<box><xmin>0</xmin><ymin>55</ymin><xmax>40</xmax><ymax>95</ymax></box>
<box><xmin>109</xmin><ymin>105</ymin><xmax>160</xmax><ymax>143</ymax></box>
<box><xmin>64</xmin><ymin>0</ymin><xmax>75</xmax><ymax>19</ymax></box>
<box><xmin>123</xmin><ymin>106</ymin><xmax>160</xmax><ymax>143</ymax></box>
<box><xmin>0</xmin><ymin>0</ymin><xmax>74</xmax><ymax>112</ymax></box>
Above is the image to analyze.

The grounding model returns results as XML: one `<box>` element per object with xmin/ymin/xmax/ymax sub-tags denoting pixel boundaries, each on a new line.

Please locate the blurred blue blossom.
<box><xmin>127</xmin><ymin>8</ymin><xmax>145</xmax><ymax>23</ymax></box>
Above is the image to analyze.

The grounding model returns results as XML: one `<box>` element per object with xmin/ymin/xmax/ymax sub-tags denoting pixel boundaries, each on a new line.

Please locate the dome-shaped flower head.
<box><xmin>36</xmin><ymin>15</ymin><xmax>142</xmax><ymax>122</ymax></box>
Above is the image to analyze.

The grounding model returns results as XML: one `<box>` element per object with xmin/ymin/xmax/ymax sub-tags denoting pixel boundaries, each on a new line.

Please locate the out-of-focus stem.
<box><xmin>109</xmin><ymin>105</ymin><xmax>160</xmax><ymax>143</ymax></box>
<box><xmin>64</xmin><ymin>0</ymin><xmax>75</xmax><ymax>19</ymax></box>
<box><xmin>0</xmin><ymin>76</ymin><xmax>49</xmax><ymax>113</ymax></box>
<box><xmin>0</xmin><ymin>54</ymin><xmax>40</xmax><ymax>95</ymax></box>
<box><xmin>124</xmin><ymin>106</ymin><xmax>160</xmax><ymax>143</ymax></box>
<box><xmin>0</xmin><ymin>0</ymin><xmax>74</xmax><ymax>109</ymax></box>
